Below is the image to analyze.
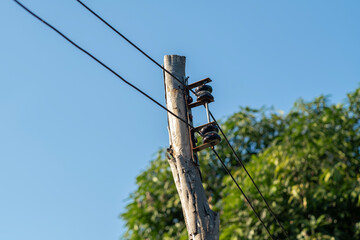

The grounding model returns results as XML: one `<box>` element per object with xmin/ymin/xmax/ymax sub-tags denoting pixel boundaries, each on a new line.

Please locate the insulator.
<box><xmin>203</xmin><ymin>132</ymin><xmax>221</xmax><ymax>145</ymax></box>
<box><xmin>186</xmin><ymin>95</ymin><xmax>193</xmax><ymax>104</ymax></box>
<box><xmin>195</xmin><ymin>84</ymin><xmax>213</xmax><ymax>94</ymax></box>
<box><xmin>199</xmin><ymin>124</ymin><xmax>219</xmax><ymax>136</ymax></box>
<box><xmin>196</xmin><ymin>90</ymin><xmax>214</xmax><ymax>103</ymax></box>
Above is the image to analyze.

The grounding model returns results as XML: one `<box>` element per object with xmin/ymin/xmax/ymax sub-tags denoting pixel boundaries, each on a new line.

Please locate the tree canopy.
<box><xmin>121</xmin><ymin>88</ymin><xmax>360</xmax><ymax>240</ymax></box>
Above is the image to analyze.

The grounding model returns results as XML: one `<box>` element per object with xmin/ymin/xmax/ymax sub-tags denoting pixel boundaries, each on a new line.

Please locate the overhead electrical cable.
<box><xmin>75</xmin><ymin>0</ymin><xmax>198</xmax><ymax>96</ymax></box>
<box><xmin>74</xmin><ymin>1</ymin><xmax>289</xmax><ymax>238</ymax></box>
<box><xmin>13</xmin><ymin>0</ymin><xmax>193</xmax><ymax>130</ymax></box>
<box><xmin>211</xmin><ymin>147</ymin><xmax>274</xmax><ymax>240</ymax></box>
<box><xmin>15</xmin><ymin>0</ymin><xmax>288</xmax><ymax>238</ymax></box>
<box><xmin>209</xmin><ymin>111</ymin><xmax>290</xmax><ymax>240</ymax></box>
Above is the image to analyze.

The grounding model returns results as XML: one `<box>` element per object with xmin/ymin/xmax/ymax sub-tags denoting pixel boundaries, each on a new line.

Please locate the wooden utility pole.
<box><xmin>164</xmin><ymin>55</ymin><xmax>219</xmax><ymax>240</ymax></box>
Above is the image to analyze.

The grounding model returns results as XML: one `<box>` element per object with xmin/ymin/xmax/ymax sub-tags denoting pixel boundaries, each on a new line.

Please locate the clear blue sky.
<box><xmin>1</xmin><ymin>0</ymin><xmax>359</xmax><ymax>239</ymax></box>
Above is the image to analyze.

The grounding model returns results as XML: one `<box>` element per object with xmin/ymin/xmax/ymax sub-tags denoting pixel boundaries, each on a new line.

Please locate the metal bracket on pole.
<box><xmin>186</xmin><ymin>78</ymin><xmax>221</xmax><ymax>153</ymax></box>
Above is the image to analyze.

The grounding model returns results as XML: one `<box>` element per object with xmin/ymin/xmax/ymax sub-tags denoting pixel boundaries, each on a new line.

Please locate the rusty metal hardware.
<box><xmin>191</xmin><ymin>121</ymin><xmax>216</xmax><ymax>134</ymax></box>
<box><xmin>187</xmin><ymin>77</ymin><xmax>221</xmax><ymax>152</ymax></box>
<box><xmin>191</xmin><ymin>123</ymin><xmax>221</xmax><ymax>152</ymax></box>
<box><xmin>186</xmin><ymin>95</ymin><xmax>193</xmax><ymax>104</ymax></box>
<box><xmin>187</xmin><ymin>77</ymin><xmax>212</xmax><ymax>90</ymax></box>
<box><xmin>187</xmin><ymin>78</ymin><xmax>214</xmax><ymax>109</ymax></box>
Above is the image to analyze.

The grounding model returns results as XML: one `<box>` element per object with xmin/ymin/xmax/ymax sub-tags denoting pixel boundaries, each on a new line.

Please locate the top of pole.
<box><xmin>164</xmin><ymin>55</ymin><xmax>186</xmax><ymax>85</ymax></box>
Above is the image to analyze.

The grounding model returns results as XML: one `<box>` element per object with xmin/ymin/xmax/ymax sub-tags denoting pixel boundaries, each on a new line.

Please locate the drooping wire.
<box><xmin>210</xmin><ymin>112</ymin><xmax>289</xmax><ymax>240</ymax></box>
<box><xmin>211</xmin><ymin>147</ymin><xmax>274</xmax><ymax>240</ymax></box>
<box><xmin>18</xmin><ymin>0</ymin><xmax>287</xmax><ymax>237</ymax></box>
<box><xmin>75</xmin><ymin>0</ymin><xmax>198</xmax><ymax>96</ymax></box>
<box><xmin>13</xmin><ymin>0</ymin><xmax>193</xmax><ymax>130</ymax></box>
<box><xmin>13</xmin><ymin>3</ymin><xmax>280</xmax><ymax>238</ymax></box>
<box><xmin>75</xmin><ymin>1</ymin><xmax>289</xmax><ymax>238</ymax></box>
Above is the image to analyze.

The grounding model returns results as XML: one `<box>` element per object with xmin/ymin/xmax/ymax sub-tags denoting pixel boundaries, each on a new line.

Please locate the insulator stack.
<box><xmin>187</xmin><ymin>77</ymin><xmax>221</xmax><ymax>152</ymax></box>
<box><xmin>200</xmin><ymin>124</ymin><xmax>221</xmax><ymax>145</ymax></box>
<box><xmin>195</xmin><ymin>84</ymin><xmax>214</xmax><ymax>103</ymax></box>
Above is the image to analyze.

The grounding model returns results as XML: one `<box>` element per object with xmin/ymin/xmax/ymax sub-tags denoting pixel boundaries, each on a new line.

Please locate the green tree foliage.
<box><xmin>121</xmin><ymin>88</ymin><xmax>360</xmax><ymax>239</ymax></box>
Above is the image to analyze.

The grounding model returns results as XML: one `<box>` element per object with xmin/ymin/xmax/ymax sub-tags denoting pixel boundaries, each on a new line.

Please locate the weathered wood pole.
<box><xmin>164</xmin><ymin>55</ymin><xmax>219</xmax><ymax>240</ymax></box>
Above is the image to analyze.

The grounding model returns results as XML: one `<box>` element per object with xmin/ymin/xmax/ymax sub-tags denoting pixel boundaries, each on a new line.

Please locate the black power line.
<box><xmin>15</xmin><ymin>0</ymin><xmax>289</xmax><ymax>238</ymax></box>
<box><xmin>13</xmin><ymin>0</ymin><xmax>193</xmax><ymax>130</ymax></box>
<box><xmin>75</xmin><ymin>0</ymin><xmax>198</xmax><ymax>96</ymax></box>
<box><xmin>210</xmin><ymin>112</ymin><xmax>290</xmax><ymax>240</ymax></box>
<box><xmin>211</xmin><ymin>147</ymin><xmax>274</xmax><ymax>240</ymax></box>
<box><xmin>75</xmin><ymin>1</ymin><xmax>289</xmax><ymax>239</ymax></box>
